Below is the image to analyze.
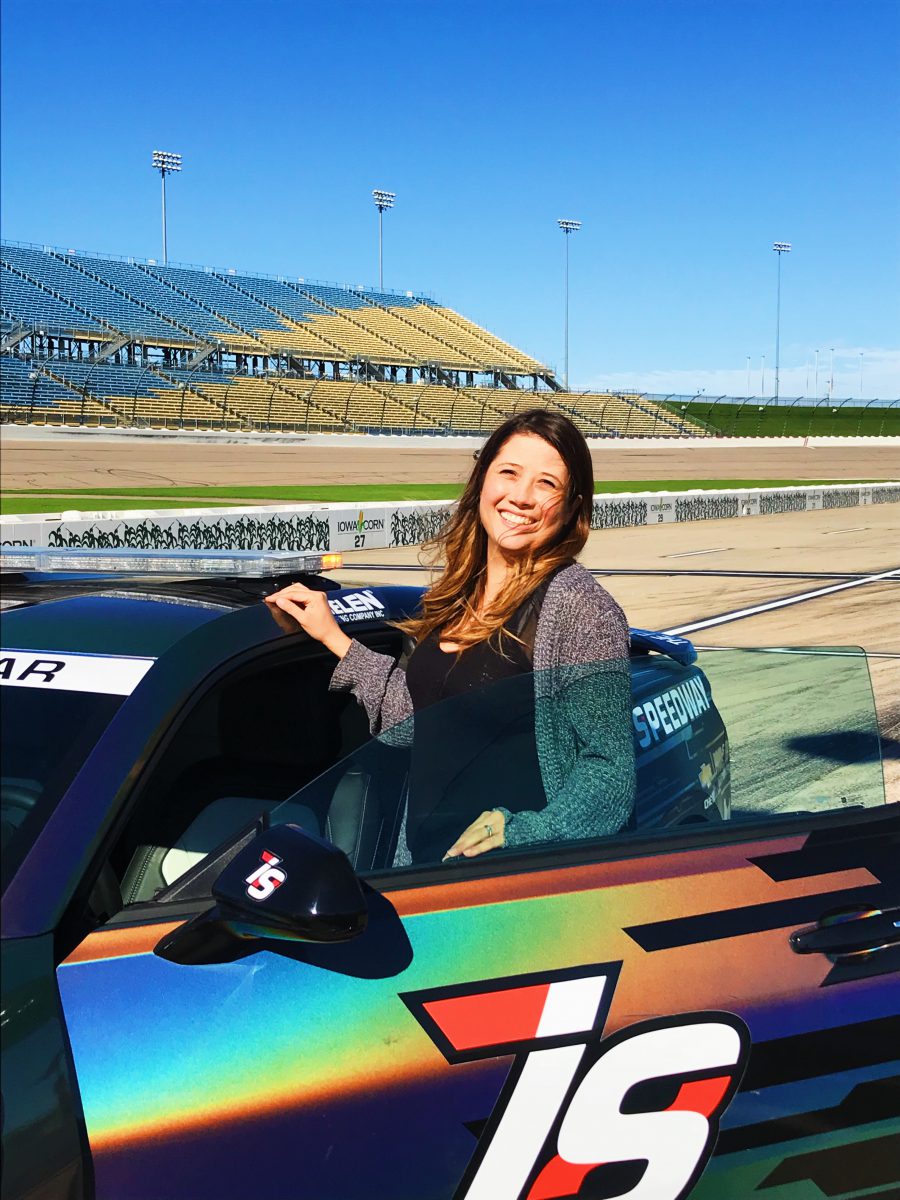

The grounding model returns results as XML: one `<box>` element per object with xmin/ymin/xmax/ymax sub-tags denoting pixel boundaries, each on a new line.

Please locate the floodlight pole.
<box><xmin>859</xmin><ymin>352</ymin><xmax>864</xmax><ymax>399</ymax></box>
<box><xmin>152</xmin><ymin>150</ymin><xmax>183</xmax><ymax>265</ymax></box>
<box><xmin>558</xmin><ymin>219</ymin><xmax>581</xmax><ymax>390</ymax></box>
<box><xmin>772</xmin><ymin>242</ymin><xmax>791</xmax><ymax>402</ymax></box>
<box><xmin>814</xmin><ymin>349</ymin><xmax>819</xmax><ymax>400</ymax></box>
<box><xmin>161</xmin><ymin>173</ymin><xmax>168</xmax><ymax>263</ymax></box>
<box><xmin>372</xmin><ymin>190</ymin><xmax>395</xmax><ymax>289</ymax></box>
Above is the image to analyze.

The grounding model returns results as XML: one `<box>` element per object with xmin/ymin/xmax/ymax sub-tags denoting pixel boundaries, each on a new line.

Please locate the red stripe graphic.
<box><xmin>527</xmin><ymin>1155</ymin><xmax>597</xmax><ymax>1200</ymax></box>
<box><xmin>423</xmin><ymin>983</ymin><xmax>551</xmax><ymax>1051</ymax></box>
<box><xmin>668</xmin><ymin>1074</ymin><xmax>732</xmax><ymax>1116</ymax></box>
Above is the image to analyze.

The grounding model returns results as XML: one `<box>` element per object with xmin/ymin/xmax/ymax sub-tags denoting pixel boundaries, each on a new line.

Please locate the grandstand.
<box><xmin>0</xmin><ymin>240</ymin><xmax>708</xmax><ymax>436</ymax></box>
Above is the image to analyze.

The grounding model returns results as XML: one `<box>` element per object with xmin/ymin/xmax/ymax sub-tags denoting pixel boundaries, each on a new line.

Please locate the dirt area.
<box><xmin>2</xmin><ymin>432</ymin><xmax>898</xmax><ymax>490</ymax></box>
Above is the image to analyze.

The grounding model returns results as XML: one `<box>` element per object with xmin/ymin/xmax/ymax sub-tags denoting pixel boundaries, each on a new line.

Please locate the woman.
<box><xmin>265</xmin><ymin>408</ymin><xmax>634</xmax><ymax>865</ymax></box>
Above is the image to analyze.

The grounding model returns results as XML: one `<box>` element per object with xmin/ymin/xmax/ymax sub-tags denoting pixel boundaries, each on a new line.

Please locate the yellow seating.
<box><xmin>409</xmin><ymin>305</ymin><xmax>545</xmax><ymax>373</ymax></box>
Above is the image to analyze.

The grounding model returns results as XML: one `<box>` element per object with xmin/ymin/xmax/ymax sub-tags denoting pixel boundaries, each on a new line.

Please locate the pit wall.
<box><xmin>2</xmin><ymin>483</ymin><xmax>898</xmax><ymax>552</ymax></box>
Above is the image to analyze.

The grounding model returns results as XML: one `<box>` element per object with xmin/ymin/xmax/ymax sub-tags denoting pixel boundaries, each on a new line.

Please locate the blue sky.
<box><xmin>2</xmin><ymin>0</ymin><xmax>898</xmax><ymax>397</ymax></box>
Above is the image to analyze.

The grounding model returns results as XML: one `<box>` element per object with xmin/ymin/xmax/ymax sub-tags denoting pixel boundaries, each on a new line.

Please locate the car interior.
<box><xmin>110</xmin><ymin>636</ymin><xmax>408</xmax><ymax>907</ymax></box>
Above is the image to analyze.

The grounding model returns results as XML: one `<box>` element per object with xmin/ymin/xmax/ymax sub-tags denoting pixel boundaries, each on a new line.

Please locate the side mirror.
<box><xmin>155</xmin><ymin>823</ymin><xmax>368</xmax><ymax>965</ymax></box>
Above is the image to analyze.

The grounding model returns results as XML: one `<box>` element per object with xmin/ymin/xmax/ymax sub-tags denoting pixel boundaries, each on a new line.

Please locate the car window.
<box><xmin>698</xmin><ymin>645</ymin><xmax>884</xmax><ymax>817</ymax></box>
<box><xmin>131</xmin><ymin>643</ymin><xmax>885</xmax><ymax>904</ymax></box>
<box><xmin>264</xmin><ymin>644</ymin><xmax>885</xmax><ymax>875</ymax></box>
<box><xmin>111</xmin><ymin>645</ymin><xmax>376</xmax><ymax>906</ymax></box>
<box><xmin>1</xmin><ymin>687</ymin><xmax>124</xmax><ymax>884</ymax></box>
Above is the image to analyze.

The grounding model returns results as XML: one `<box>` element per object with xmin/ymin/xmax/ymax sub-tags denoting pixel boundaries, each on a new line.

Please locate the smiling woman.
<box><xmin>266</xmin><ymin>409</ymin><xmax>635</xmax><ymax>866</ymax></box>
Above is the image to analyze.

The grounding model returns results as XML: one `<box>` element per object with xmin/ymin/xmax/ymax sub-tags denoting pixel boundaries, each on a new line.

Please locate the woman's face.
<box><xmin>478</xmin><ymin>432</ymin><xmax>571</xmax><ymax>559</ymax></box>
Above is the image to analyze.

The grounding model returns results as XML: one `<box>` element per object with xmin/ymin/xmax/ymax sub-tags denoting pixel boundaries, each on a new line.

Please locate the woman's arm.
<box><xmin>264</xmin><ymin>582</ymin><xmax>414</xmax><ymax>740</ymax></box>
<box><xmin>329</xmin><ymin>638</ymin><xmax>415</xmax><ymax>739</ymax></box>
<box><xmin>500</xmin><ymin>601</ymin><xmax>636</xmax><ymax>848</ymax></box>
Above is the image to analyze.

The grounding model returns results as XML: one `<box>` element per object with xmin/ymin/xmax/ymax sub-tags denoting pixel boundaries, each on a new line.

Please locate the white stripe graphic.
<box><xmin>463</xmin><ymin>1045</ymin><xmax>586</xmax><ymax>1200</ymax></box>
<box><xmin>536</xmin><ymin>976</ymin><xmax>608</xmax><ymax>1038</ymax></box>
<box><xmin>665</xmin><ymin>567</ymin><xmax>900</xmax><ymax>636</ymax></box>
<box><xmin>0</xmin><ymin>649</ymin><xmax>155</xmax><ymax>695</ymax></box>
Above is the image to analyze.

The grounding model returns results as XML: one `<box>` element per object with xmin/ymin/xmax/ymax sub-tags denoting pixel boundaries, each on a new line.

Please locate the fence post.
<box><xmin>883</xmin><ymin>400</ymin><xmax>898</xmax><ymax>436</ymax></box>
<box><xmin>267</xmin><ymin>378</ymin><xmax>276</xmax><ymax>430</ymax></box>
<box><xmin>622</xmin><ymin>395</ymin><xmax>634</xmax><ymax>437</ymax></box>
<box><xmin>28</xmin><ymin>369</ymin><xmax>39</xmax><ymax>423</ymax></box>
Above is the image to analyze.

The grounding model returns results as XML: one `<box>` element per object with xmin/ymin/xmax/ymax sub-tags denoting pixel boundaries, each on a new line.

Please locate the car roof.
<box><xmin>1</xmin><ymin>570</ymin><xmax>697</xmax><ymax>665</ymax></box>
<box><xmin>0</xmin><ymin>572</ymin><xmax>420</xmax><ymax>659</ymax></box>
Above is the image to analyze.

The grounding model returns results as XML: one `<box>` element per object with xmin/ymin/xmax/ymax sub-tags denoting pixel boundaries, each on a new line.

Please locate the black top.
<box><xmin>406</xmin><ymin>626</ymin><xmax>532</xmax><ymax>709</ymax></box>
<box><xmin>402</xmin><ymin>607</ymin><xmax>549</xmax><ymax>863</ymax></box>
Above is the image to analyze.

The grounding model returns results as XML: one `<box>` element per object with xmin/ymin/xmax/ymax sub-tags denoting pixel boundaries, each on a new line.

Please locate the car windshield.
<box><xmin>1</xmin><ymin>687</ymin><xmax>124</xmax><ymax>884</ymax></box>
<box><xmin>268</xmin><ymin>645</ymin><xmax>886</xmax><ymax>876</ymax></box>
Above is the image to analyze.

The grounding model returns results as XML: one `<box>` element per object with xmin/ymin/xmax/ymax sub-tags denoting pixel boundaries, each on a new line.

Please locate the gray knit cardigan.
<box><xmin>329</xmin><ymin>562</ymin><xmax>635</xmax><ymax>851</ymax></box>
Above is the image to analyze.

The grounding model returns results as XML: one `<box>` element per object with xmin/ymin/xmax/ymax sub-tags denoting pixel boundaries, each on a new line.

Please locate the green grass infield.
<box><xmin>0</xmin><ymin>478</ymin><xmax>890</xmax><ymax>516</ymax></box>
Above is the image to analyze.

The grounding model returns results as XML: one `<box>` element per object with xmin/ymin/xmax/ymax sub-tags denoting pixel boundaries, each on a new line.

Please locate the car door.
<box><xmin>54</xmin><ymin>648</ymin><xmax>900</xmax><ymax>1200</ymax></box>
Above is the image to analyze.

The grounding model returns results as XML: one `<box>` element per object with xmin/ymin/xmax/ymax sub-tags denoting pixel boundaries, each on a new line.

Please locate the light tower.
<box><xmin>772</xmin><ymin>242</ymin><xmax>791</xmax><ymax>401</ymax></box>
<box><xmin>558</xmin><ymin>219</ymin><xmax>581</xmax><ymax>390</ymax></box>
<box><xmin>152</xmin><ymin>150</ymin><xmax>182</xmax><ymax>265</ymax></box>
<box><xmin>372</xmin><ymin>190</ymin><xmax>395</xmax><ymax>289</ymax></box>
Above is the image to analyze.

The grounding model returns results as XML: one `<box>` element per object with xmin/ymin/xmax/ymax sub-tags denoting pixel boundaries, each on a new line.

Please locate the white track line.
<box><xmin>662</xmin><ymin>547</ymin><xmax>732</xmax><ymax>558</ymax></box>
<box><xmin>665</xmin><ymin>567</ymin><xmax>900</xmax><ymax>636</ymax></box>
<box><xmin>694</xmin><ymin>646</ymin><xmax>900</xmax><ymax>659</ymax></box>
<box><xmin>822</xmin><ymin>526</ymin><xmax>868</xmax><ymax>535</ymax></box>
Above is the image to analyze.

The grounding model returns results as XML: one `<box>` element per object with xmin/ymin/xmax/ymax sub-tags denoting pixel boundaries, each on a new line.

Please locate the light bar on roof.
<box><xmin>0</xmin><ymin>548</ymin><xmax>342</xmax><ymax>575</ymax></box>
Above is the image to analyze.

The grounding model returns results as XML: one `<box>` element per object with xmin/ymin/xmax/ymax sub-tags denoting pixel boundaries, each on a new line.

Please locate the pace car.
<box><xmin>1</xmin><ymin>548</ymin><xmax>897</xmax><ymax>1200</ymax></box>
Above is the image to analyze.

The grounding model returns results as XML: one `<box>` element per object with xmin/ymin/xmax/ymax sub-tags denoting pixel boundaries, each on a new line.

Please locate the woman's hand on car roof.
<box><xmin>264</xmin><ymin>583</ymin><xmax>352</xmax><ymax>660</ymax></box>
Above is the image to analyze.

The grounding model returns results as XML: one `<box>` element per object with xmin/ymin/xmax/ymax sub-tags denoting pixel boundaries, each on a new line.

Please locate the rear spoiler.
<box><xmin>629</xmin><ymin>627</ymin><xmax>697</xmax><ymax>666</ymax></box>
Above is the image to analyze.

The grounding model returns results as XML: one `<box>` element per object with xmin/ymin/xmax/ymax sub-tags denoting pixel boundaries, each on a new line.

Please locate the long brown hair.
<box><xmin>398</xmin><ymin>408</ymin><xmax>594</xmax><ymax>650</ymax></box>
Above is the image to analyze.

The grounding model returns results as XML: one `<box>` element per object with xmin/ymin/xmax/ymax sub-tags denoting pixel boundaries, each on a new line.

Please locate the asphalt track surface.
<box><xmin>336</xmin><ymin>505</ymin><xmax>900</xmax><ymax>808</ymax></box>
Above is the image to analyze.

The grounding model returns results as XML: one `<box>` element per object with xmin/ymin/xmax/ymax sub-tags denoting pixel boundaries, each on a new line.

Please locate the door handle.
<box><xmin>790</xmin><ymin>905</ymin><xmax>900</xmax><ymax>959</ymax></box>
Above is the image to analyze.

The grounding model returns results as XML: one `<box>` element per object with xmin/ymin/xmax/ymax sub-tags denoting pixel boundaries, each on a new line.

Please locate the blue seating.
<box><xmin>360</xmin><ymin>288</ymin><xmax>424</xmax><ymax>309</ymax></box>
<box><xmin>49</xmin><ymin>360</ymin><xmax>171</xmax><ymax>400</ymax></box>
<box><xmin>1</xmin><ymin>263</ymin><xmax>104</xmax><ymax>334</ymax></box>
<box><xmin>0</xmin><ymin>355</ymin><xmax>81</xmax><ymax>409</ymax></box>
<box><xmin>73</xmin><ymin>256</ymin><xmax>228</xmax><ymax>341</ymax></box>
<box><xmin>224</xmin><ymin>274</ymin><xmax>327</xmax><ymax>323</ymax></box>
<box><xmin>2</xmin><ymin>246</ymin><xmax>181</xmax><ymax>340</ymax></box>
<box><xmin>146</xmin><ymin>265</ymin><xmax>294</xmax><ymax>336</ymax></box>
<box><xmin>302</xmin><ymin>283</ymin><xmax>371</xmax><ymax>312</ymax></box>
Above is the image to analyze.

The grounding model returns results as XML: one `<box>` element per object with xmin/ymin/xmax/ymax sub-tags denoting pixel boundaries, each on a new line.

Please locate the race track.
<box><xmin>2</xmin><ymin>427</ymin><xmax>898</xmax><ymax>489</ymax></box>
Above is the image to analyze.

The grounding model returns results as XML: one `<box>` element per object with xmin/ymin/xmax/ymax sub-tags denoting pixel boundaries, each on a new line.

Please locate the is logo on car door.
<box><xmin>403</xmin><ymin>963</ymin><xmax>750</xmax><ymax>1200</ymax></box>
